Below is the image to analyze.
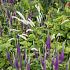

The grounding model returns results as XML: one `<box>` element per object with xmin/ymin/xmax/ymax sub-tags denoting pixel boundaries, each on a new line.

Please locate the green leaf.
<box><xmin>28</xmin><ymin>34</ymin><xmax>36</xmax><ymax>41</ymax></box>
<box><xmin>65</xmin><ymin>47</ymin><xmax>70</xmax><ymax>53</ymax></box>
<box><xmin>0</xmin><ymin>58</ymin><xmax>5</xmax><ymax>68</ymax></box>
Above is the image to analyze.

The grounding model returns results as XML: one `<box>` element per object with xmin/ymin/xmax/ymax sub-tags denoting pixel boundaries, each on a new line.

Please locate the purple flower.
<box><xmin>6</xmin><ymin>51</ymin><xmax>10</xmax><ymax>61</ymax></box>
<box><xmin>16</xmin><ymin>41</ymin><xmax>22</xmax><ymax>69</ymax></box>
<box><xmin>16</xmin><ymin>43</ymin><xmax>20</xmax><ymax>56</ymax></box>
<box><xmin>26</xmin><ymin>57</ymin><xmax>30</xmax><ymax>70</ymax></box>
<box><xmin>2</xmin><ymin>0</ymin><xmax>6</xmax><ymax>3</ymax></box>
<box><xmin>6</xmin><ymin>51</ymin><xmax>12</xmax><ymax>65</ymax></box>
<box><xmin>54</xmin><ymin>55</ymin><xmax>59</xmax><ymax>70</ymax></box>
<box><xmin>59</xmin><ymin>50</ymin><xmax>64</xmax><ymax>63</ymax></box>
<box><xmin>14</xmin><ymin>58</ymin><xmax>19</xmax><ymax>70</ymax></box>
<box><xmin>9</xmin><ymin>0</ymin><xmax>14</xmax><ymax>4</ymax></box>
<box><xmin>59</xmin><ymin>43</ymin><xmax>64</xmax><ymax>64</ymax></box>
<box><xmin>10</xmin><ymin>17</ymin><xmax>12</xmax><ymax>25</ymax></box>
<box><xmin>41</xmin><ymin>57</ymin><xmax>46</xmax><ymax>70</ymax></box>
<box><xmin>52</xmin><ymin>54</ymin><xmax>59</xmax><ymax>70</ymax></box>
<box><xmin>46</xmin><ymin>34</ymin><xmax>51</xmax><ymax>49</ymax></box>
<box><xmin>26</xmin><ymin>63</ymin><xmax>30</xmax><ymax>70</ymax></box>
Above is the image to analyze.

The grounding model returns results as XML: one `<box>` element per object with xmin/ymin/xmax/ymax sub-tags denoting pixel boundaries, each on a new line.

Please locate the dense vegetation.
<box><xmin>0</xmin><ymin>0</ymin><xmax>70</xmax><ymax>70</ymax></box>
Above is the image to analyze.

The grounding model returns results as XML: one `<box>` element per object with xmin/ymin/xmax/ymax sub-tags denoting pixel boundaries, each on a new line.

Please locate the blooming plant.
<box><xmin>0</xmin><ymin>0</ymin><xmax>70</xmax><ymax>70</ymax></box>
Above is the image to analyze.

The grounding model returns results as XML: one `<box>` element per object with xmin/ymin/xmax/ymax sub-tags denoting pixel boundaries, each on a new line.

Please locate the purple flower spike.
<box><xmin>41</xmin><ymin>57</ymin><xmax>46</xmax><ymax>70</ymax></box>
<box><xmin>17</xmin><ymin>43</ymin><xmax>20</xmax><ymax>56</ymax></box>
<box><xmin>26</xmin><ymin>63</ymin><xmax>30</xmax><ymax>70</ymax></box>
<box><xmin>59</xmin><ymin>42</ymin><xmax>65</xmax><ymax>64</ymax></box>
<box><xmin>54</xmin><ymin>55</ymin><xmax>59</xmax><ymax>70</ymax></box>
<box><xmin>10</xmin><ymin>17</ymin><xmax>12</xmax><ymax>25</ymax></box>
<box><xmin>46</xmin><ymin>34</ymin><xmax>51</xmax><ymax>49</ymax></box>
<box><xmin>7</xmin><ymin>51</ymin><xmax>10</xmax><ymax>61</ymax></box>
<box><xmin>9</xmin><ymin>0</ymin><xmax>14</xmax><ymax>4</ymax></box>
<box><xmin>6</xmin><ymin>51</ymin><xmax>12</xmax><ymax>65</ymax></box>
<box><xmin>14</xmin><ymin>58</ymin><xmax>19</xmax><ymax>70</ymax></box>
<box><xmin>2</xmin><ymin>0</ymin><xmax>6</xmax><ymax>3</ymax></box>
<box><xmin>26</xmin><ymin>57</ymin><xmax>30</xmax><ymax>70</ymax></box>
<box><xmin>59</xmin><ymin>50</ymin><xmax>64</xmax><ymax>63</ymax></box>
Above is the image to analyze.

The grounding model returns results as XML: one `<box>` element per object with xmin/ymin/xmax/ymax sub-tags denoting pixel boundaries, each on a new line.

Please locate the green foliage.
<box><xmin>0</xmin><ymin>0</ymin><xmax>70</xmax><ymax>70</ymax></box>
